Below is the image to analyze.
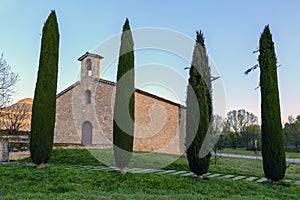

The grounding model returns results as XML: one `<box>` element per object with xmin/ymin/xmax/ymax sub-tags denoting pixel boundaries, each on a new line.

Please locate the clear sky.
<box><xmin>1</xmin><ymin>0</ymin><xmax>299</xmax><ymax>123</ymax></box>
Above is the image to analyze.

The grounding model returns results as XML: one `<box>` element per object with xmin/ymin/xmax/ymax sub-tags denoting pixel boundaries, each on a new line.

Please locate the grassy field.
<box><xmin>39</xmin><ymin>149</ymin><xmax>300</xmax><ymax>180</ymax></box>
<box><xmin>0</xmin><ymin>148</ymin><xmax>299</xmax><ymax>199</ymax></box>
<box><xmin>221</xmin><ymin>148</ymin><xmax>300</xmax><ymax>159</ymax></box>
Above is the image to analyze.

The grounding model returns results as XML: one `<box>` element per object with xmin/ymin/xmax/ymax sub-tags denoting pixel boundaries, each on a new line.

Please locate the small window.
<box><xmin>86</xmin><ymin>90</ymin><xmax>92</xmax><ymax>104</ymax></box>
<box><xmin>86</xmin><ymin>58</ymin><xmax>92</xmax><ymax>76</ymax></box>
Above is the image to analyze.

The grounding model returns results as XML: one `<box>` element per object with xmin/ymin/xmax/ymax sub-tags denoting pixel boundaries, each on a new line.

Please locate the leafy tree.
<box><xmin>210</xmin><ymin>115</ymin><xmax>224</xmax><ymax>137</ymax></box>
<box><xmin>186</xmin><ymin>31</ymin><xmax>211</xmax><ymax>178</ymax></box>
<box><xmin>30</xmin><ymin>11</ymin><xmax>59</xmax><ymax>168</ymax></box>
<box><xmin>221</xmin><ymin>119</ymin><xmax>236</xmax><ymax>149</ymax></box>
<box><xmin>113</xmin><ymin>18</ymin><xmax>134</xmax><ymax>174</ymax></box>
<box><xmin>210</xmin><ymin>115</ymin><xmax>225</xmax><ymax>165</ymax></box>
<box><xmin>244</xmin><ymin>125</ymin><xmax>261</xmax><ymax>151</ymax></box>
<box><xmin>246</xmin><ymin>25</ymin><xmax>286</xmax><ymax>184</ymax></box>
<box><xmin>228</xmin><ymin>131</ymin><xmax>237</xmax><ymax>149</ymax></box>
<box><xmin>1</xmin><ymin>99</ymin><xmax>32</xmax><ymax>135</ymax></box>
<box><xmin>287</xmin><ymin>115</ymin><xmax>295</xmax><ymax>124</ymax></box>
<box><xmin>0</xmin><ymin>54</ymin><xmax>19</xmax><ymax>109</ymax></box>
<box><xmin>297</xmin><ymin>116</ymin><xmax>300</xmax><ymax>123</ymax></box>
<box><xmin>225</xmin><ymin>109</ymin><xmax>258</xmax><ymax>149</ymax></box>
<box><xmin>284</xmin><ymin>115</ymin><xmax>300</xmax><ymax>152</ymax></box>
<box><xmin>226</xmin><ymin>109</ymin><xmax>258</xmax><ymax>135</ymax></box>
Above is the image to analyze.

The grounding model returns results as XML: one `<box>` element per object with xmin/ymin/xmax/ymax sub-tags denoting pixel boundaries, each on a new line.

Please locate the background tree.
<box><xmin>227</xmin><ymin>131</ymin><xmax>237</xmax><ymax>149</ymax></box>
<box><xmin>222</xmin><ymin>119</ymin><xmax>237</xmax><ymax>149</ymax></box>
<box><xmin>225</xmin><ymin>109</ymin><xmax>258</xmax><ymax>148</ymax></box>
<box><xmin>1</xmin><ymin>99</ymin><xmax>32</xmax><ymax>135</ymax></box>
<box><xmin>226</xmin><ymin>109</ymin><xmax>258</xmax><ymax>135</ymax></box>
<box><xmin>186</xmin><ymin>31</ymin><xmax>211</xmax><ymax>178</ymax></box>
<box><xmin>113</xmin><ymin>18</ymin><xmax>134</xmax><ymax>174</ymax></box>
<box><xmin>0</xmin><ymin>54</ymin><xmax>19</xmax><ymax>110</ymax></box>
<box><xmin>244</xmin><ymin>125</ymin><xmax>261</xmax><ymax>152</ymax></box>
<box><xmin>210</xmin><ymin>114</ymin><xmax>225</xmax><ymax>165</ymax></box>
<box><xmin>30</xmin><ymin>10</ymin><xmax>59</xmax><ymax>168</ymax></box>
<box><xmin>245</xmin><ymin>25</ymin><xmax>286</xmax><ymax>184</ymax></box>
<box><xmin>284</xmin><ymin>115</ymin><xmax>300</xmax><ymax>152</ymax></box>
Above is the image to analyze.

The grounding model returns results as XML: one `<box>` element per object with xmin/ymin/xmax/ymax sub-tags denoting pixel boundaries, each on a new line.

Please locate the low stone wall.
<box><xmin>0</xmin><ymin>140</ymin><xmax>9</xmax><ymax>161</ymax></box>
<box><xmin>53</xmin><ymin>143</ymin><xmax>112</xmax><ymax>149</ymax></box>
<box><xmin>0</xmin><ymin>141</ymin><xmax>2</xmax><ymax>155</ymax></box>
<box><xmin>0</xmin><ymin>137</ymin><xmax>29</xmax><ymax>161</ymax></box>
<box><xmin>8</xmin><ymin>151</ymin><xmax>30</xmax><ymax>161</ymax></box>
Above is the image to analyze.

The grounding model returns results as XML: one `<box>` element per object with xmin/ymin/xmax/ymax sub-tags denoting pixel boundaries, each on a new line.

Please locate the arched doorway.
<box><xmin>82</xmin><ymin>121</ymin><xmax>93</xmax><ymax>145</ymax></box>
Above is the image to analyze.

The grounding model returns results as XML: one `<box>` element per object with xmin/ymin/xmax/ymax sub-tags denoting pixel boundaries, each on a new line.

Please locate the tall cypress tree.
<box><xmin>196</xmin><ymin>31</ymin><xmax>212</xmax><ymax>123</ymax></box>
<box><xmin>259</xmin><ymin>25</ymin><xmax>286</xmax><ymax>183</ymax></box>
<box><xmin>30</xmin><ymin>10</ymin><xmax>59</xmax><ymax>168</ymax></box>
<box><xmin>186</xmin><ymin>31</ymin><xmax>211</xmax><ymax>178</ymax></box>
<box><xmin>113</xmin><ymin>18</ymin><xmax>134</xmax><ymax>174</ymax></box>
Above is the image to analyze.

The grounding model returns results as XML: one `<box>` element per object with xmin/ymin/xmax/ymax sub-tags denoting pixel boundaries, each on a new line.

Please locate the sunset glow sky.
<box><xmin>1</xmin><ymin>0</ymin><xmax>299</xmax><ymax>123</ymax></box>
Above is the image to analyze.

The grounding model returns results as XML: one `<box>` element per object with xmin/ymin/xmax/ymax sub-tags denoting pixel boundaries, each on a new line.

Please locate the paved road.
<box><xmin>213</xmin><ymin>153</ymin><xmax>300</xmax><ymax>164</ymax></box>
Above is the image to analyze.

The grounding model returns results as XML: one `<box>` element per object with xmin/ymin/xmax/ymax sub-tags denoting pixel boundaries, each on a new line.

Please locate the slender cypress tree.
<box><xmin>186</xmin><ymin>31</ymin><xmax>211</xmax><ymax>178</ymax></box>
<box><xmin>30</xmin><ymin>10</ymin><xmax>59</xmax><ymax>168</ymax></box>
<box><xmin>113</xmin><ymin>18</ymin><xmax>134</xmax><ymax>174</ymax></box>
<box><xmin>196</xmin><ymin>31</ymin><xmax>212</xmax><ymax>123</ymax></box>
<box><xmin>259</xmin><ymin>25</ymin><xmax>286</xmax><ymax>183</ymax></box>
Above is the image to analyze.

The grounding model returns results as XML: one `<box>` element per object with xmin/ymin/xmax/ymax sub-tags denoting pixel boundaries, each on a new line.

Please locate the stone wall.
<box><xmin>54</xmin><ymin>83</ymin><xmax>80</xmax><ymax>143</ymax></box>
<box><xmin>54</xmin><ymin>80</ymin><xmax>116</xmax><ymax>145</ymax></box>
<box><xmin>0</xmin><ymin>138</ymin><xmax>30</xmax><ymax>161</ymax></box>
<box><xmin>94</xmin><ymin>81</ymin><xmax>115</xmax><ymax>143</ymax></box>
<box><xmin>134</xmin><ymin>90</ymin><xmax>185</xmax><ymax>155</ymax></box>
<box><xmin>8</xmin><ymin>151</ymin><xmax>30</xmax><ymax>161</ymax></box>
<box><xmin>0</xmin><ymin>141</ymin><xmax>2</xmax><ymax>158</ymax></box>
<box><xmin>54</xmin><ymin>79</ymin><xmax>186</xmax><ymax>155</ymax></box>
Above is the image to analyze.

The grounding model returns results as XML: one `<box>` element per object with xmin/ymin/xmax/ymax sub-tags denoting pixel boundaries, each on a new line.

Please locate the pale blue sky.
<box><xmin>0</xmin><ymin>0</ymin><xmax>300</xmax><ymax>123</ymax></box>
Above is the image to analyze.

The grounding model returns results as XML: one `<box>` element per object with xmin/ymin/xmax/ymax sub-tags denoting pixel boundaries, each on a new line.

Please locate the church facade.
<box><xmin>54</xmin><ymin>52</ymin><xmax>186</xmax><ymax>155</ymax></box>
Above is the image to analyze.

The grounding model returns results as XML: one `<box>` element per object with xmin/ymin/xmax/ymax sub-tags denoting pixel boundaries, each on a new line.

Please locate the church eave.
<box><xmin>77</xmin><ymin>52</ymin><xmax>103</xmax><ymax>61</ymax></box>
<box><xmin>98</xmin><ymin>78</ymin><xmax>185</xmax><ymax>108</ymax></box>
<box><xmin>56</xmin><ymin>81</ymin><xmax>80</xmax><ymax>98</ymax></box>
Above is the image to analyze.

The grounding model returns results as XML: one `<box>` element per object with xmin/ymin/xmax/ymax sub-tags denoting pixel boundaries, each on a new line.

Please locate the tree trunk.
<box><xmin>198</xmin><ymin>175</ymin><xmax>204</xmax><ymax>179</ymax></box>
<box><xmin>271</xmin><ymin>180</ymin><xmax>278</xmax><ymax>185</ymax></box>
<box><xmin>36</xmin><ymin>162</ymin><xmax>45</xmax><ymax>169</ymax></box>
<box><xmin>120</xmin><ymin>168</ymin><xmax>127</xmax><ymax>175</ymax></box>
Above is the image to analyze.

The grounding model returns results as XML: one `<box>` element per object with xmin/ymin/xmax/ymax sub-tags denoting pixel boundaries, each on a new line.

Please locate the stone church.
<box><xmin>54</xmin><ymin>52</ymin><xmax>186</xmax><ymax>155</ymax></box>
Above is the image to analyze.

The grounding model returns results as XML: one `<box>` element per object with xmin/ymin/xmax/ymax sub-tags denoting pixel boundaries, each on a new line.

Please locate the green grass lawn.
<box><xmin>221</xmin><ymin>148</ymin><xmax>300</xmax><ymax>159</ymax></box>
<box><xmin>39</xmin><ymin>148</ymin><xmax>300</xmax><ymax>180</ymax></box>
<box><xmin>0</xmin><ymin>148</ymin><xmax>299</xmax><ymax>199</ymax></box>
<box><xmin>165</xmin><ymin>154</ymin><xmax>300</xmax><ymax>181</ymax></box>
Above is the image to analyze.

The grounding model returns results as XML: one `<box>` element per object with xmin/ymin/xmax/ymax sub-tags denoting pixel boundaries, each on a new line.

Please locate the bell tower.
<box><xmin>78</xmin><ymin>52</ymin><xmax>103</xmax><ymax>80</ymax></box>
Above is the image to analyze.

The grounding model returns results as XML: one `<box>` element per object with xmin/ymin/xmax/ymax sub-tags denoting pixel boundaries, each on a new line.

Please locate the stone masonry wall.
<box><xmin>94</xmin><ymin>81</ymin><xmax>115</xmax><ymax>143</ymax></box>
<box><xmin>54</xmin><ymin>84</ymin><xmax>80</xmax><ymax>143</ymax></box>
<box><xmin>54</xmin><ymin>80</ymin><xmax>186</xmax><ymax>155</ymax></box>
<box><xmin>134</xmin><ymin>91</ymin><xmax>183</xmax><ymax>154</ymax></box>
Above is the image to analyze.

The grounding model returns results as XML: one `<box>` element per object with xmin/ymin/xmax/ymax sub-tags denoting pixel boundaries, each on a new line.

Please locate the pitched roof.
<box><xmin>77</xmin><ymin>52</ymin><xmax>103</xmax><ymax>61</ymax></box>
<box><xmin>100</xmin><ymin>79</ymin><xmax>185</xmax><ymax>107</ymax></box>
<box><xmin>56</xmin><ymin>78</ymin><xmax>185</xmax><ymax>108</ymax></box>
<box><xmin>56</xmin><ymin>81</ymin><xmax>80</xmax><ymax>98</ymax></box>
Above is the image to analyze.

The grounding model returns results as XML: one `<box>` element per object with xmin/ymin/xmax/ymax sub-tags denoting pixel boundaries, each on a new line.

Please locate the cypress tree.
<box><xmin>113</xmin><ymin>18</ymin><xmax>134</xmax><ymax>174</ymax></box>
<box><xmin>30</xmin><ymin>11</ymin><xmax>59</xmax><ymax>168</ymax></box>
<box><xmin>196</xmin><ymin>31</ymin><xmax>212</xmax><ymax>123</ymax></box>
<box><xmin>186</xmin><ymin>31</ymin><xmax>211</xmax><ymax>178</ymax></box>
<box><xmin>259</xmin><ymin>25</ymin><xmax>286</xmax><ymax>183</ymax></box>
